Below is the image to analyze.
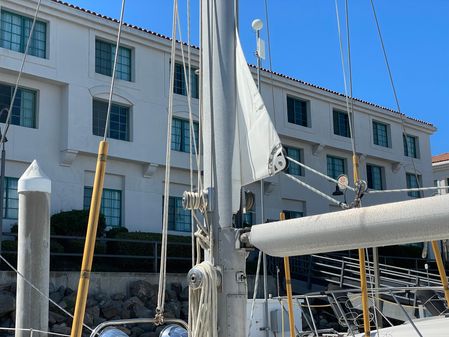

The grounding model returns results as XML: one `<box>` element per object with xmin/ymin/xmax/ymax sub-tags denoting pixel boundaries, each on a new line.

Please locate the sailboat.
<box><xmin>4</xmin><ymin>1</ymin><xmax>449</xmax><ymax>337</ymax></box>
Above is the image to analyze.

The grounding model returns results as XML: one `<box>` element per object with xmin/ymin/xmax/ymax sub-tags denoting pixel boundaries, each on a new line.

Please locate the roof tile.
<box><xmin>432</xmin><ymin>153</ymin><xmax>449</xmax><ymax>163</ymax></box>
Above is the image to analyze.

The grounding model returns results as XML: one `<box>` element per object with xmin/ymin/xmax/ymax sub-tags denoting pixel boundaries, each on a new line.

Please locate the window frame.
<box><xmin>372</xmin><ymin>120</ymin><xmax>390</xmax><ymax>148</ymax></box>
<box><xmin>3</xmin><ymin>177</ymin><xmax>18</xmax><ymax>219</ymax></box>
<box><xmin>0</xmin><ymin>82</ymin><xmax>37</xmax><ymax>128</ymax></box>
<box><xmin>287</xmin><ymin>95</ymin><xmax>310</xmax><ymax>128</ymax></box>
<box><xmin>366</xmin><ymin>163</ymin><xmax>385</xmax><ymax>190</ymax></box>
<box><xmin>95</xmin><ymin>38</ymin><xmax>133</xmax><ymax>82</ymax></box>
<box><xmin>166</xmin><ymin>196</ymin><xmax>192</xmax><ymax>232</ymax></box>
<box><xmin>284</xmin><ymin>145</ymin><xmax>304</xmax><ymax>176</ymax></box>
<box><xmin>403</xmin><ymin>133</ymin><xmax>419</xmax><ymax>158</ymax></box>
<box><xmin>173</xmin><ymin>62</ymin><xmax>199</xmax><ymax>99</ymax></box>
<box><xmin>326</xmin><ymin>155</ymin><xmax>347</xmax><ymax>180</ymax></box>
<box><xmin>84</xmin><ymin>186</ymin><xmax>122</xmax><ymax>227</ymax></box>
<box><xmin>0</xmin><ymin>9</ymin><xmax>47</xmax><ymax>59</ymax></box>
<box><xmin>333</xmin><ymin>109</ymin><xmax>351</xmax><ymax>138</ymax></box>
<box><xmin>92</xmin><ymin>98</ymin><xmax>131</xmax><ymax>141</ymax></box>
<box><xmin>406</xmin><ymin>173</ymin><xmax>422</xmax><ymax>198</ymax></box>
<box><xmin>171</xmin><ymin>117</ymin><xmax>199</xmax><ymax>153</ymax></box>
<box><xmin>283</xmin><ymin>210</ymin><xmax>304</xmax><ymax>220</ymax></box>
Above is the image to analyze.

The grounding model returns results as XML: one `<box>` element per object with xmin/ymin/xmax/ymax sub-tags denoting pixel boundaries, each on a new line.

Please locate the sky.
<box><xmin>68</xmin><ymin>0</ymin><xmax>449</xmax><ymax>155</ymax></box>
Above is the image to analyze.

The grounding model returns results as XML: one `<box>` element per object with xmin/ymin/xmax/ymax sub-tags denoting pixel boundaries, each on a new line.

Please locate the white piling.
<box><xmin>16</xmin><ymin>160</ymin><xmax>51</xmax><ymax>337</ymax></box>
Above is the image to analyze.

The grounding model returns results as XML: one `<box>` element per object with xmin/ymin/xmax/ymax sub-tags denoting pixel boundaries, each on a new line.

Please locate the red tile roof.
<box><xmin>51</xmin><ymin>0</ymin><xmax>434</xmax><ymax>128</ymax></box>
<box><xmin>432</xmin><ymin>153</ymin><xmax>449</xmax><ymax>163</ymax></box>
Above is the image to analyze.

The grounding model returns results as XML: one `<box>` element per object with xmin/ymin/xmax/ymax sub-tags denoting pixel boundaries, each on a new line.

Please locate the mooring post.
<box><xmin>16</xmin><ymin>160</ymin><xmax>51</xmax><ymax>337</ymax></box>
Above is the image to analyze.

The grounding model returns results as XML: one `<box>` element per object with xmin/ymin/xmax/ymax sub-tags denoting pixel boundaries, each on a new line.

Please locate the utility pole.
<box><xmin>201</xmin><ymin>0</ymin><xmax>247</xmax><ymax>336</ymax></box>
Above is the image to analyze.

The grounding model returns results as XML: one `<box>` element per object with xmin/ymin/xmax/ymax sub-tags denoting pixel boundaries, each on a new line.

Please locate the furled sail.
<box><xmin>232</xmin><ymin>32</ymin><xmax>286</xmax><ymax>211</ymax></box>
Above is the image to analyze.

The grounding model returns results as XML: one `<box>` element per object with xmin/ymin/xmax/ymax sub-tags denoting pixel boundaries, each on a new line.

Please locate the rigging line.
<box><xmin>286</xmin><ymin>156</ymin><xmax>356</xmax><ymax>192</ymax></box>
<box><xmin>364</xmin><ymin>248</ymin><xmax>380</xmax><ymax>331</ymax></box>
<box><xmin>366</xmin><ymin>186</ymin><xmax>449</xmax><ymax>194</ymax></box>
<box><xmin>157</xmin><ymin>0</ymin><xmax>179</xmax><ymax>318</ymax></box>
<box><xmin>248</xmin><ymin>250</ymin><xmax>263</xmax><ymax>337</ymax></box>
<box><xmin>0</xmin><ymin>0</ymin><xmax>42</xmax><ymax>145</ymax></box>
<box><xmin>263</xmin><ymin>0</ymin><xmax>278</xmax><ymax>129</ymax></box>
<box><xmin>334</xmin><ymin>0</ymin><xmax>357</xmax><ymax>160</ymax></box>
<box><xmin>283</xmin><ymin>172</ymin><xmax>347</xmax><ymax>208</ymax></box>
<box><xmin>0</xmin><ymin>254</ymin><xmax>94</xmax><ymax>333</ymax></box>
<box><xmin>368</xmin><ymin>0</ymin><xmax>422</xmax><ymax>189</ymax></box>
<box><xmin>102</xmin><ymin>0</ymin><xmax>126</xmax><ymax>141</ymax></box>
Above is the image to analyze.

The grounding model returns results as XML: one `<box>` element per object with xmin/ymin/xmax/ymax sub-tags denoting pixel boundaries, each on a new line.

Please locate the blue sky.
<box><xmin>68</xmin><ymin>0</ymin><xmax>449</xmax><ymax>155</ymax></box>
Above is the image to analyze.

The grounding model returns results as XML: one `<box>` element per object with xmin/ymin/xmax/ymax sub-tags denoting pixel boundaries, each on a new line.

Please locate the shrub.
<box><xmin>51</xmin><ymin>210</ymin><xmax>106</xmax><ymax>237</ymax></box>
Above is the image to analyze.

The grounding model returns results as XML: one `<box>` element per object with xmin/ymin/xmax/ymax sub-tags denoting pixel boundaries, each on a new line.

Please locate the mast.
<box><xmin>201</xmin><ymin>0</ymin><xmax>247</xmax><ymax>336</ymax></box>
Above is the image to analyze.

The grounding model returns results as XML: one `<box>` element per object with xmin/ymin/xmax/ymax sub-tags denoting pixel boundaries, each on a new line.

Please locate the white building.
<box><xmin>432</xmin><ymin>153</ymin><xmax>449</xmax><ymax>195</ymax></box>
<box><xmin>0</xmin><ymin>0</ymin><xmax>436</xmax><ymax>234</ymax></box>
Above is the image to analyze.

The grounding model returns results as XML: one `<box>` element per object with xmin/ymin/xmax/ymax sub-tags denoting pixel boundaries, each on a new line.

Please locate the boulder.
<box><xmin>129</xmin><ymin>280</ymin><xmax>155</xmax><ymax>302</ymax></box>
<box><xmin>0</xmin><ymin>292</ymin><xmax>15</xmax><ymax>316</ymax></box>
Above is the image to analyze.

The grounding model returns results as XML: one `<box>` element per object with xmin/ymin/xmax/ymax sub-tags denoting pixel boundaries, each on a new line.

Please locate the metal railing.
<box><xmin>1</xmin><ymin>232</ymin><xmax>192</xmax><ymax>273</ymax></box>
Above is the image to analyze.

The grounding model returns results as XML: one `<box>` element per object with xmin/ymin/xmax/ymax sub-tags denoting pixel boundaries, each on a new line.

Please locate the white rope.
<box><xmin>248</xmin><ymin>250</ymin><xmax>263</xmax><ymax>337</ymax></box>
<box><xmin>189</xmin><ymin>261</ymin><xmax>218</xmax><ymax>337</ymax></box>
<box><xmin>0</xmin><ymin>0</ymin><xmax>42</xmax><ymax>144</ymax></box>
<box><xmin>286</xmin><ymin>156</ymin><xmax>356</xmax><ymax>192</ymax></box>
<box><xmin>0</xmin><ymin>254</ymin><xmax>94</xmax><ymax>332</ymax></box>
<box><xmin>156</xmin><ymin>0</ymin><xmax>179</xmax><ymax>322</ymax></box>
<box><xmin>283</xmin><ymin>172</ymin><xmax>346</xmax><ymax>208</ymax></box>
<box><xmin>103</xmin><ymin>0</ymin><xmax>126</xmax><ymax>140</ymax></box>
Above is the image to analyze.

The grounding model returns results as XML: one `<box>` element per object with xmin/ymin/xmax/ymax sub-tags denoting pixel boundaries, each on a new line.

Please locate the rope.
<box><xmin>248</xmin><ymin>251</ymin><xmax>263</xmax><ymax>337</ymax></box>
<box><xmin>189</xmin><ymin>261</ymin><xmax>218</xmax><ymax>337</ymax></box>
<box><xmin>286</xmin><ymin>156</ymin><xmax>356</xmax><ymax>191</ymax></box>
<box><xmin>0</xmin><ymin>254</ymin><xmax>94</xmax><ymax>333</ymax></box>
<box><xmin>283</xmin><ymin>172</ymin><xmax>347</xmax><ymax>208</ymax></box>
<box><xmin>102</xmin><ymin>0</ymin><xmax>126</xmax><ymax>141</ymax></box>
<box><xmin>156</xmin><ymin>0</ymin><xmax>179</xmax><ymax>323</ymax></box>
<box><xmin>0</xmin><ymin>0</ymin><xmax>42</xmax><ymax>144</ymax></box>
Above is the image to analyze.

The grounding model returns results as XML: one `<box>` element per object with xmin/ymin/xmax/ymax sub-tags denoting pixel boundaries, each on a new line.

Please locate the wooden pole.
<box><xmin>70</xmin><ymin>141</ymin><xmax>108</xmax><ymax>337</ymax></box>
<box><xmin>431</xmin><ymin>241</ymin><xmax>449</xmax><ymax>306</ymax></box>
<box><xmin>352</xmin><ymin>154</ymin><xmax>370</xmax><ymax>337</ymax></box>
<box><xmin>280</xmin><ymin>212</ymin><xmax>295</xmax><ymax>337</ymax></box>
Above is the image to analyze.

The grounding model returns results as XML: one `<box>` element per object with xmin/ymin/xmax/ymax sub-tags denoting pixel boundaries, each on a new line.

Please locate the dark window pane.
<box><xmin>84</xmin><ymin>187</ymin><xmax>122</xmax><ymax>227</ymax></box>
<box><xmin>287</xmin><ymin>96</ymin><xmax>308</xmax><ymax>127</ymax></box>
<box><xmin>93</xmin><ymin>99</ymin><xmax>129</xmax><ymax>141</ymax></box>
<box><xmin>95</xmin><ymin>39</ymin><xmax>132</xmax><ymax>81</ymax></box>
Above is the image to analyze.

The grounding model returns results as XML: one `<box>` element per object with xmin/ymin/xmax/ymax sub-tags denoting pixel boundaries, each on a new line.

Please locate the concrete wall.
<box><xmin>0</xmin><ymin>0</ymin><xmax>436</xmax><ymax>234</ymax></box>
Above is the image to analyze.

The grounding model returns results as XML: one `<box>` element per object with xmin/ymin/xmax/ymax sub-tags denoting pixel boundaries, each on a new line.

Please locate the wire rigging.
<box><xmin>102</xmin><ymin>0</ymin><xmax>126</xmax><ymax>141</ymax></box>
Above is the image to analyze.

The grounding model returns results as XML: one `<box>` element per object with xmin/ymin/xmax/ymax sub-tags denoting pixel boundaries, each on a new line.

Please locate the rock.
<box><xmin>86</xmin><ymin>306</ymin><xmax>100</xmax><ymax>319</ymax></box>
<box><xmin>171</xmin><ymin>282</ymin><xmax>182</xmax><ymax>296</ymax></box>
<box><xmin>57</xmin><ymin>300</ymin><xmax>68</xmax><ymax>309</ymax></box>
<box><xmin>129</xmin><ymin>280</ymin><xmax>155</xmax><ymax>302</ymax></box>
<box><xmin>165</xmin><ymin>289</ymin><xmax>178</xmax><ymax>302</ymax></box>
<box><xmin>111</xmin><ymin>293</ymin><xmax>126</xmax><ymax>301</ymax></box>
<box><xmin>50</xmin><ymin>291</ymin><xmax>64</xmax><ymax>304</ymax></box>
<box><xmin>0</xmin><ymin>292</ymin><xmax>15</xmax><ymax>316</ymax></box>
<box><xmin>86</xmin><ymin>296</ymin><xmax>99</xmax><ymax>307</ymax></box>
<box><xmin>52</xmin><ymin>323</ymin><xmax>71</xmax><ymax>335</ymax></box>
<box><xmin>133</xmin><ymin>303</ymin><xmax>153</xmax><ymax>318</ymax></box>
<box><xmin>180</xmin><ymin>301</ymin><xmax>189</xmax><ymax>319</ymax></box>
<box><xmin>131</xmin><ymin>327</ymin><xmax>145</xmax><ymax>336</ymax></box>
<box><xmin>179</xmin><ymin>287</ymin><xmax>189</xmax><ymax>301</ymax></box>
<box><xmin>164</xmin><ymin>300</ymin><xmax>181</xmax><ymax>318</ymax></box>
<box><xmin>95</xmin><ymin>292</ymin><xmax>109</xmax><ymax>302</ymax></box>
<box><xmin>49</xmin><ymin>311</ymin><xmax>66</xmax><ymax>324</ymax></box>
<box><xmin>0</xmin><ymin>283</ymin><xmax>13</xmax><ymax>292</ymax></box>
<box><xmin>93</xmin><ymin>316</ymin><xmax>107</xmax><ymax>326</ymax></box>
<box><xmin>101</xmin><ymin>300</ymin><xmax>122</xmax><ymax>319</ymax></box>
<box><xmin>123</xmin><ymin>296</ymin><xmax>144</xmax><ymax>311</ymax></box>
<box><xmin>140</xmin><ymin>333</ymin><xmax>157</xmax><ymax>337</ymax></box>
<box><xmin>49</xmin><ymin>282</ymin><xmax>56</xmax><ymax>293</ymax></box>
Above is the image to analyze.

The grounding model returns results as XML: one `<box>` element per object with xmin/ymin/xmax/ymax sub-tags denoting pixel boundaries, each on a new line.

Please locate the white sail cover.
<box><xmin>232</xmin><ymin>33</ymin><xmax>285</xmax><ymax>211</ymax></box>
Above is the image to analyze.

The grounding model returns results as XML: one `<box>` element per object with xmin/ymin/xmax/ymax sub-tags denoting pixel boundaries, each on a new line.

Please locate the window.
<box><xmin>84</xmin><ymin>187</ymin><xmax>122</xmax><ymax>227</ymax></box>
<box><xmin>166</xmin><ymin>196</ymin><xmax>191</xmax><ymax>232</ymax></box>
<box><xmin>327</xmin><ymin>156</ymin><xmax>346</xmax><ymax>180</ymax></box>
<box><xmin>0</xmin><ymin>10</ymin><xmax>47</xmax><ymax>58</ymax></box>
<box><xmin>372</xmin><ymin>121</ymin><xmax>389</xmax><ymax>147</ymax></box>
<box><xmin>174</xmin><ymin>62</ymin><xmax>199</xmax><ymax>99</ymax></box>
<box><xmin>95</xmin><ymin>39</ymin><xmax>132</xmax><ymax>81</ymax></box>
<box><xmin>92</xmin><ymin>99</ymin><xmax>130</xmax><ymax>141</ymax></box>
<box><xmin>285</xmin><ymin>146</ymin><xmax>303</xmax><ymax>176</ymax></box>
<box><xmin>0</xmin><ymin>83</ymin><xmax>36</xmax><ymax>128</ymax></box>
<box><xmin>403</xmin><ymin>134</ymin><xmax>418</xmax><ymax>158</ymax></box>
<box><xmin>283</xmin><ymin>210</ymin><xmax>303</xmax><ymax>219</ymax></box>
<box><xmin>287</xmin><ymin>96</ymin><xmax>309</xmax><ymax>127</ymax></box>
<box><xmin>406</xmin><ymin>173</ymin><xmax>422</xmax><ymax>198</ymax></box>
<box><xmin>171</xmin><ymin>117</ymin><xmax>199</xmax><ymax>153</ymax></box>
<box><xmin>366</xmin><ymin>164</ymin><xmax>384</xmax><ymax>190</ymax></box>
<box><xmin>333</xmin><ymin>110</ymin><xmax>351</xmax><ymax>138</ymax></box>
<box><xmin>3</xmin><ymin>177</ymin><xmax>18</xmax><ymax>219</ymax></box>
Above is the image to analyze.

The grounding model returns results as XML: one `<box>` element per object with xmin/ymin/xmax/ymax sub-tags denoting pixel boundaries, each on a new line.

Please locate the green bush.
<box><xmin>51</xmin><ymin>210</ymin><xmax>106</xmax><ymax>237</ymax></box>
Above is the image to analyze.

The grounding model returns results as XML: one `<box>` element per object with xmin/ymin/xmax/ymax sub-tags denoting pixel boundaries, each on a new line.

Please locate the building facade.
<box><xmin>0</xmin><ymin>0</ymin><xmax>436</xmax><ymax>234</ymax></box>
<box><xmin>432</xmin><ymin>153</ymin><xmax>449</xmax><ymax>195</ymax></box>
